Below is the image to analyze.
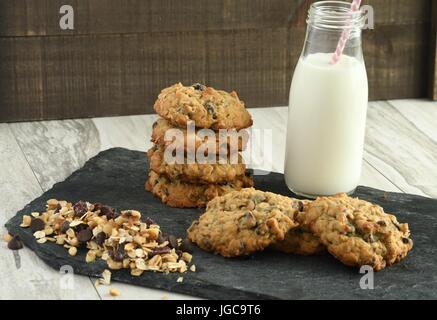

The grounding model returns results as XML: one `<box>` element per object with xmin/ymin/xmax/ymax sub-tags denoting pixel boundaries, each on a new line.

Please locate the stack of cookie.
<box><xmin>145</xmin><ymin>83</ymin><xmax>254</xmax><ymax>208</ymax></box>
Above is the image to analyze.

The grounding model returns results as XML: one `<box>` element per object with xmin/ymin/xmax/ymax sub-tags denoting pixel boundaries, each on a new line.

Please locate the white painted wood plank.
<box><xmin>364</xmin><ymin>101</ymin><xmax>437</xmax><ymax>198</ymax></box>
<box><xmin>93</xmin><ymin>114</ymin><xmax>158</xmax><ymax>152</ymax></box>
<box><xmin>0</xmin><ymin>124</ymin><xmax>99</xmax><ymax>300</ymax></box>
<box><xmin>9</xmin><ymin>119</ymin><xmax>101</xmax><ymax>192</ymax></box>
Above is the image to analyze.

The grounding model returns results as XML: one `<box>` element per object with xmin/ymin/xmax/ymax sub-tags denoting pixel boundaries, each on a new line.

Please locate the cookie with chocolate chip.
<box><xmin>154</xmin><ymin>83</ymin><xmax>253</xmax><ymax>130</ymax></box>
<box><xmin>145</xmin><ymin>170</ymin><xmax>254</xmax><ymax>208</ymax></box>
<box><xmin>187</xmin><ymin>188</ymin><xmax>302</xmax><ymax>257</ymax></box>
<box><xmin>299</xmin><ymin>193</ymin><xmax>413</xmax><ymax>271</ymax></box>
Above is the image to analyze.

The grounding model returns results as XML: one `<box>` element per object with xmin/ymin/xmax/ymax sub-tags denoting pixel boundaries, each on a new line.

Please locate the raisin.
<box><xmin>377</xmin><ymin>221</ymin><xmax>387</xmax><ymax>227</ymax></box>
<box><xmin>402</xmin><ymin>238</ymin><xmax>411</xmax><ymax>244</ymax></box>
<box><xmin>99</xmin><ymin>205</ymin><xmax>120</xmax><ymax>220</ymax></box>
<box><xmin>205</xmin><ymin>102</ymin><xmax>217</xmax><ymax>119</ymax></box>
<box><xmin>191</xmin><ymin>83</ymin><xmax>206</xmax><ymax>91</ymax></box>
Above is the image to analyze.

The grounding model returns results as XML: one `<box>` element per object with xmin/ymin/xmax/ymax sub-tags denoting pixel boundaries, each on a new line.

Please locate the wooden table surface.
<box><xmin>1</xmin><ymin>99</ymin><xmax>436</xmax><ymax>300</ymax></box>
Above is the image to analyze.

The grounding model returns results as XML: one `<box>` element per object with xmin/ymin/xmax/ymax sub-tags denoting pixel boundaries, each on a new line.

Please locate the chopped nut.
<box><xmin>109</xmin><ymin>288</ymin><xmax>120</xmax><ymax>297</ymax></box>
<box><xmin>99</xmin><ymin>269</ymin><xmax>111</xmax><ymax>285</ymax></box>
<box><xmin>177</xmin><ymin>276</ymin><xmax>184</xmax><ymax>283</ymax></box>
<box><xmin>20</xmin><ymin>215</ymin><xmax>32</xmax><ymax>227</ymax></box>
<box><xmin>3</xmin><ymin>233</ymin><xmax>13</xmax><ymax>242</ymax></box>
<box><xmin>37</xmin><ymin>237</ymin><xmax>47</xmax><ymax>244</ymax></box>
<box><xmin>86</xmin><ymin>250</ymin><xmax>96</xmax><ymax>263</ymax></box>
<box><xmin>190</xmin><ymin>264</ymin><xmax>196</xmax><ymax>272</ymax></box>
<box><xmin>68</xmin><ymin>246</ymin><xmax>77</xmax><ymax>256</ymax></box>
<box><xmin>182</xmin><ymin>252</ymin><xmax>192</xmax><ymax>263</ymax></box>
<box><xmin>31</xmin><ymin>212</ymin><xmax>40</xmax><ymax>218</ymax></box>
<box><xmin>33</xmin><ymin>230</ymin><xmax>46</xmax><ymax>239</ymax></box>
<box><xmin>47</xmin><ymin>199</ymin><xmax>59</xmax><ymax>207</ymax></box>
<box><xmin>130</xmin><ymin>268</ymin><xmax>144</xmax><ymax>276</ymax></box>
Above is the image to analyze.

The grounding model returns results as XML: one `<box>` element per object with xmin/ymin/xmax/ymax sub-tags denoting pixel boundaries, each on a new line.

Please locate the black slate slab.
<box><xmin>5</xmin><ymin>148</ymin><xmax>437</xmax><ymax>299</ymax></box>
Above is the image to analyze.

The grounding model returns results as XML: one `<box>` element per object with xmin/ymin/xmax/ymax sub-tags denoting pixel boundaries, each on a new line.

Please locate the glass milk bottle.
<box><xmin>284</xmin><ymin>1</ymin><xmax>368</xmax><ymax>198</ymax></box>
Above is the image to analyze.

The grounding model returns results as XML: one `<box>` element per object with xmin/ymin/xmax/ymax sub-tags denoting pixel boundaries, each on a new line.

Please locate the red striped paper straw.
<box><xmin>331</xmin><ymin>0</ymin><xmax>362</xmax><ymax>64</ymax></box>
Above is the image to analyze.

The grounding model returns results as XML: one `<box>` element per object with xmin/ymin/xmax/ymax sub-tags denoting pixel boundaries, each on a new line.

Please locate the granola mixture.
<box><xmin>19</xmin><ymin>199</ymin><xmax>195</xmax><ymax>276</ymax></box>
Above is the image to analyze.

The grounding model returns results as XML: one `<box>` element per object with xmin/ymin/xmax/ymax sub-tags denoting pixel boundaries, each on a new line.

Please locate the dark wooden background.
<box><xmin>0</xmin><ymin>0</ymin><xmax>435</xmax><ymax>122</ymax></box>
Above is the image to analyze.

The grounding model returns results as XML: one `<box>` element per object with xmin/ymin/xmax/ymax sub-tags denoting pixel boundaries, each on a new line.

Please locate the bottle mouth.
<box><xmin>307</xmin><ymin>1</ymin><xmax>365</xmax><ymax>30</ymax></box>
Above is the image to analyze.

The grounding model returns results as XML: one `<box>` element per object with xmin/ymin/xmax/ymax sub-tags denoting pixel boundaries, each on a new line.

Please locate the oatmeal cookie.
<box><xmin>154</xmin><ymin>83</ymin><xmax>253</xmax><ymax>130</ymax></box>
<box><xmin>151</xmin><ymin>118</ymin><xmax>248</xmax><ymax>153</ymax></box>
<box><xmin>145</xmin><ymin>171</ymin><xmax>254</xmax><ymax>208</ymax></box>
<box><xmin>187</xmin><ymin>188</ymin><xmax>302</xmax><ymax>257</ymax></box>
<box><xmin>299</xmin><ymin>193</ymin><xmax>413</xmax><ymax>271</ymax></box>
<box><xmin>147</xmin><ymin>145</ymin><xmax>247</xmax><ymax>184</ymax></box>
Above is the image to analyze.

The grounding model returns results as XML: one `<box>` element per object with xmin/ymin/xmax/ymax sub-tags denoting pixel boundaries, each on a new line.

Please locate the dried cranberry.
<box><xmin>73</xmin><ymin>201</ymin><xmax>88</xmax><ymax>217</ymax></box>
<box><xmin>150</xmin><ymin>246</ymin><xmax>171</xmax><ymax>256</ymax></box>
<box><xmin>99</xmin><ymin>205</ymin><xmax>120</xmax><ymax>220</ymax></box>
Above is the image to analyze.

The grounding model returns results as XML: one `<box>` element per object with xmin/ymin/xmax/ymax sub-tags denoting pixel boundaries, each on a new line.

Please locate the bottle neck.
<box><xmin>302</xmin><ymin>1</ymin><xmax>365</xmax><ymax>61</ymax></box>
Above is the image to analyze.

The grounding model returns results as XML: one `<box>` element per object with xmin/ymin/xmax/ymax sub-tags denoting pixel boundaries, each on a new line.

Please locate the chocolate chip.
<box><xmin>77</xmin><ymin>228</ymin><xmax>93</xmax><ymax>243</ymax></box>
<box><xmin>74</xmin><ymin>223</ymin><xmax>88</xmax><ymax>233</ymax></box>
<box><xmin>377</xmin><ymin>221</ymin><xmax>387</xmax><ymax>227</ymax></box>
<box><xmin>191</xmin><ymin>83</ymin><xmax>206</xmax><ymax>91</ymax></box>
<box><xmin>205</xmin><ymin>102</ymin><xmax>217</xmax><ymax>119</ymax></box>
<box><xmin>402</xmin><ymin>238</ymin><xmax>411</xmax><ymax>244</ymax></box>
<box><xmin>111</xmin><ymin>245</ymin><xmax>126</xmax><ymax>262</ymax></box>
<box><xmin>151</xmin><ymin>246</ymin><xmax>171</xmax><ymax>256</ymax></box>
<box><xmin>152</xmin><ymin>121</ymin><xmax>158</xmax><ymax>128</ymax></box>
<box><xmin>30</xmin><ymin>218</ymin><xmax>45</xmax><ymax>232</ymax></box>
<box><xmin>95</xmin><ymin>232</ymin><xmax>106</xmax><ymax>246</ymax></box>
<box><xmin>73</xmin><ymin>201</ymin><xmax>88</xmax><ymax>217</ymax></box>
<box><xmin>7</xmin><ymin>235</ymin><xmax>23</xmax><ymax>250</ymax></box>
<box><xmin>145</xmin><ymin>217</ymin><xmax>155</xmax><ymax>226</ymax></box>
<box><xmin>179</xmin><ymin>239</ymin><xmax>192</xmax><ymax>253</ymax></box>
<box><xmin>168</xmin><ymin>235</ymin><xmax>178</xmax><ymax>249</ymax></box>
<box><xmin>60</xmin><ymin>220</ymin><xmax>70</xmax><ymax>233</ymax></box>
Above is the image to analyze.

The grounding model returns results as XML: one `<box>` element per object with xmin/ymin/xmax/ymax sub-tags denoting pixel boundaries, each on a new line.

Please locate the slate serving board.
<box><xmin>5</xmin><ymin>148</ymin><xmax>437</xmax><ymax>299</ymax></box>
